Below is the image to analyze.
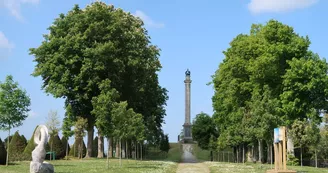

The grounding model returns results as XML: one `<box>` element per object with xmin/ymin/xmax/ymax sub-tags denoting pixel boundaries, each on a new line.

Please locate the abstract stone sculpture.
<box><xmin>30</xmin><ymin>125</ymin><xmax>54</xmax><ymax>173</ymax></box>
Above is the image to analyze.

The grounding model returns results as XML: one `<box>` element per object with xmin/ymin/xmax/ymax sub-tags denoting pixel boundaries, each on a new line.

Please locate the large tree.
<box><xmin>192</xmin><ymin>112</ymin><xmax>218</xmax><ymax>150</ymax></box>
<box><xmin>0</xmin><ymin>75</ymin><xmax>31</xmax><ymax>166</ymax></box>
<box><xmin>30</xmin><ymin>2</ymin><xmax>168</xmax><ymax>157</ymax></box>
<box><xmin>211</xmin><ymin>20</ymin><xmax>328</xmax><ymax>162</ymax></box>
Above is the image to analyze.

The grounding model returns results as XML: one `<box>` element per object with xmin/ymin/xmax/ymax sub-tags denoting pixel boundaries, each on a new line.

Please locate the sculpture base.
<box><xmin>266</xmin><ymin>169</ymin><xmax>296</xmax><ymax>173</ymax></box>
<box><xmin>183</xmin><ymin>124</ymin><xmax>193</xmax><ymax>143</ymax></box>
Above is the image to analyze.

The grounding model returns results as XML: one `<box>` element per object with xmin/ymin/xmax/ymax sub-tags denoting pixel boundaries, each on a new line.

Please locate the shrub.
<box><xmin>287</xmin><ymin>154</ymin><xmax>299</xmax><ymax>166</ymax></box>
<box><xmin>23</xmin><ymin>126</ymin><xmax>39</xmax><ymax>160</ymax></box>
<box><xmin>48</xmin><ymin>134</ymin><xmax>65</xmax><ymax>159</ymax></box>
<box><xmin>8</xmin><ymin>131</ymin><xmax>27</xmax><ymax>161</ymax></box>
<box><xmin>61</xmin><ymin>136</ymin><xmax>70</xmax><ymax>158</ymax></box>
<box><xmin>0</xmin><ymin>138</ymin><xmax>7</xmax><ymax>165</ymax></box>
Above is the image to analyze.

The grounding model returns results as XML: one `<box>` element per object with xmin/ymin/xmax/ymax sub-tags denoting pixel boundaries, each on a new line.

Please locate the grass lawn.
<box><xmin>0</xmin><ymin>158</ymin><xmax>177</xmax><ymax>173</ymax></box>
<box><xmin>205</xmin><ymin>162</ymin><xmax>328</xmax><ymax>173</ymax></box>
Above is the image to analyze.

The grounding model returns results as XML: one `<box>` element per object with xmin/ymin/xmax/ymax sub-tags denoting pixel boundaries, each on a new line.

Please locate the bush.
<box><xmin>0</xmin><ymin>138</ymin><xmax>7</xmax><ymax>165</ymax></box>
<box><xmin>287</xmin><ymin>154</ymin><xmax>299</xmax><ymax>166</ymax></box>
<box><xmin>69</xmin><ymin>138</ymin><xmax>86</xmax><ymax>158</ymax></box>
<box><xmin>23</xmin><ymin>126</ymin><xmax>39</xmax><ymax>160</ymax></box>
<box><xmin>8</xmin><ymin>131</ymin><xmax>27</xmax><ymax>161</ymax></box>
<box><xmin>61</xmin><ymin>136</ymin><xmax>70</xmax><ymax>158</ymax></box>
<box><xmin>48</xmin><ymin>134</ymin><xmax>65</xmax><ymax>159</ymax></box>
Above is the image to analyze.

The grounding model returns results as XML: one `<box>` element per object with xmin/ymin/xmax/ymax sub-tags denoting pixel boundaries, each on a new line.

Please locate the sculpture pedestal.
<box><xmin>183</xmin><ymin>124</ymin><xmax>193</xmax><ymax>143</ymax></box>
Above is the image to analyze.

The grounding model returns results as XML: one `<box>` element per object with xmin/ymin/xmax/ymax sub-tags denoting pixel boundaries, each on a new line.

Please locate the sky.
<box><xmin>0</xmin><ymin>0</ymin><xmax>328</xmax><ymax>144</ymax></box>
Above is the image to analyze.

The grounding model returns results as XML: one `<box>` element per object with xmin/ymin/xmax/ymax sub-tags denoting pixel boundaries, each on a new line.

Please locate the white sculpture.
<box><xmin>30</xmin><ymin>125</ymin><xmax>54</xmax><ymax>173</ymax></box>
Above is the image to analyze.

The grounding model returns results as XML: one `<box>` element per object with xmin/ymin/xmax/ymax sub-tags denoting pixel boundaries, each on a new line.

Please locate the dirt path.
<box><xmin>176</xmin><ymin>144</ymin><xmax>210</xmax><ymax>173</ymax></box>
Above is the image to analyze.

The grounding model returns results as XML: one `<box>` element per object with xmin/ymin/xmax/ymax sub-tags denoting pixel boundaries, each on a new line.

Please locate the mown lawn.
<box><xmin>205</xmin><ymin>162</ymin><xmax>328</xmax><ymax>173</ymax></box>
<box><xmin>0</xmin><ymin>158</ymin><xmax>177</xmax><ymax>173</ymax></box>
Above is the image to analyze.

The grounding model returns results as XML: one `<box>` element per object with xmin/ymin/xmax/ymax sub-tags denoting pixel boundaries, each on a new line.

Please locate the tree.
<box><xmin>0</xmin><ymin>138</ymin><xmax>7</xmax><ymax>165</ymax></box>
<box><xmin>290</xmin><ymin>118</ymin><xmax>320</xmax><ymax>167</ymax></box>
<box><xmin>0</xmin><ymin>75</ymin><xmax>31</xmax><ymax>166</ymax></box>
<box><xmin>23</xmin><ymin>126</ymin><xmax>39</xmax><ymax>160</ymax></box>
<box><xmin>61</xmin><ymin>136</ymin><xmax>70</xmax><ymax>159</ymax></box>
<box><xmin>74</xmin><ymin>117</ymin><xmax>88</xmax><ymax>159</ymax></box>
<box><xmin>111</xmin><ymin>101</ymin><xmax>145</xmax><ymax>166</ymax></box>
<box><xmin>92</xmin><ymin>136</ymin><xmax>98</xmax><ymax>157</ymax></box>
<box><xmin>46</xmin><ymin>110</ymin><xmax>61</xmax><ymax>160</ymax></box>
<box><xmin>159</xmin><ymin>134</ymin><xmax>170</xmax><ymax>153</ymax></box>
<box><xmin>211</xmin><ymin>20</ymin><xmax>328</xmax><ymax>162</ymax></box>
<box><xmin>30</xmin><ymin>2</ymin><xmax>168</xmax><ymax>158</ymax></box>
<box><xmin>62</xmin><ymin>117</ymin><xmax>74</xmax><ymax>160</ymax></box>
<box><xmin>192</xmin><ymin>112</ymin><xmax>218</xmax><ymax>150</ymax></box>
<box><xmin>8</xmin><ymin>131</ymin><xmax>27</xmax><ymax>161</ymax></box>
<box><xmin>48</xmin><ymin>134</ymin><xmax>65</xmax><ymax>159</ymax></box>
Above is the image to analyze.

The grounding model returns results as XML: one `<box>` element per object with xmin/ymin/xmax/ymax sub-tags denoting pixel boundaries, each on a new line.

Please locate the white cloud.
<box><xmin>0</xmin><ymin>0</ymin><xmax>40</xmax><ymax>20</ymax></box>
<box><xmin>248</xmin><ymin>0</ymin><xmax>318</xmax><ymax>14</ymax></box>
<box><xmin>27</xmin><ymin>110</ymin><xmax>38</xmax><ymax>119</ymax></box>
<box><xmin>134</xmin><ymin>10</ymin><xmax>164</xmax><ymax>29</ymax></box>
<box><xmin>0</xmin><ymin>31</ymin><xmax>14</xmax><ymax>59</ymax></box>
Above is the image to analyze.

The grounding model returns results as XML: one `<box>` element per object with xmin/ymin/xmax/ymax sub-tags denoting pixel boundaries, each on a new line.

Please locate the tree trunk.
<box><xmin>301</xmin><ymin>147</ymin><xmax>303</xmax><ymax>167</ymax></box>
<box><xmin>66</xmin><ymin>138</ymin><xmax>69</xmax><ymax>160</ymax></box>
<box><xmin>287</xmin><ymin>128</ymin><xmax>295</xmax><ymax>157</ymax></box>
<box><xmin>236</xmin><ymin>147</ymin><xmax>239</xmax><ymax>163</ymax></box>
<box><xmin>135</xmin><ymin>141</ymin><xmax>137</xmax><ymax>160</ymax></box>
<box><xmin>141</xmin><ymin>142</ymin><xmax>143</xmax><ymax>160</ymax></box>
<box><xmin>6</xmin><ymin>127</ymin><xmax>10</xmax><ymax>166</ymax></box>
<box><xmin>315</xmin><ymin>149</ymin><xmax>317</xmax><ymax>168</ymax></box>
<box><xmin>97</xmin><ymin>132</ymin><xmax>104</xmax><ymax>158</ymax></box>
<box><xmin>85</xmin><ymin>126</ymin><xmax>94</xmax><ymax>158</ymax></box>
<box><xmin>115</xmin><ymin>140</ymin><xmax>119</xmax><ymax>158</ymax></box>
<box><xmin>107</xmin><ymin>141</ymin><xmax>110</xmax><ymax>169</ymax></box>
<box><xmin>108</xmin><ymin>137</ymin><xmax>113</xmax><ymax>158</ymax></box>
<box><xmin>242</xmin><ymin>144</ymin><xmax>245</xmax><ymax>164</ymax></box>
<box><xmin>119</xmin><ymin>139</ymin><xmax>122</xmax><ymax>167</ymax></box>
<box><xmin>258</xmin><ymin>139</ymin><xmax>263</xmax><ymax>163</ymax></box>
<box><xmin>271</xmin><ymin>144</ymin><xmax>273</xmax><ymax>169</ymax></box>
<box><xmin>126</xmin><ymin>141</ymin><xmax>128</xmax><ymax>159</ymax></box>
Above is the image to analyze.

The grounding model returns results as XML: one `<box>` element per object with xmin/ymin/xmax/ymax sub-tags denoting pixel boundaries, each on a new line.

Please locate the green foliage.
<box><xmin>30</xmin><ymin>2</ymin><xmax>168</xmax><ymax>150</ymax></box>
<box><xmin>23</xmin><ymin>126</ymin><xmax>38</xmax><ymax>160</ymax></box>
<box><xmin>8</xmin><ymin>131</ymin><xmax>27</xmax><ymax>161</ymax></box>
<box><xmin>111</xmin><ymin>101</ymin><xmax>145</xmax><ymax>141</ymax></box>
<box><xmin>0</xmin><ymin>75</ymin><xmax>31</xmax><ymax>131</ymax></box>
<box><xmin>61</xmin><ymin>136</ymin><xmax>70</xmax><ymax>158</ymax></box>
<box><xmin>159</xmin><ymin>134</ymin><xmax>170</xmax><ymax>153</ymax></box>
<box><xmin>192</xmin><ymin>112</ymin><xmax>218</xmax><ymax>150</ymax></box>
<box><xmin>0</xmin><ymin>138</ymin><xmax>6</xmax><ymax>165</ymax></box>
<box><xmin>62</xmin><ymin>117</ymin><xmax>74</xmax><ymax>139</ymax></box>
<box><xmin>49</xmin><ymin>134</ymin><xmax>65</xmax><ymax>159</ymax></box>
<box><xmin>287</xmin><ymin>154</ymin><xmax>299</xmax><ymax>166</ymax></box>
<box><xmin>211</xmin><ymin>19</ymin><xmax>328</xmax><ymax>152</ymax></box>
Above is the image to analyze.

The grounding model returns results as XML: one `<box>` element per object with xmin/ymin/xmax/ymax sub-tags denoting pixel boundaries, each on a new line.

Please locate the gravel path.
<box><xmin>176</xmin><ymin>144</ymin><xmax>210</xmax><ymax>173</ymax></box>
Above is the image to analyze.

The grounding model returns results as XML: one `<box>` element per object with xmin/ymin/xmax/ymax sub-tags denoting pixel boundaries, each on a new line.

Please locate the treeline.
<box><xmin>28</xmin><ymin>1</ymin><xmax>169</xmax><ymax>159</ymax></box>
<box><xmin>192</xmin><ymin>20</ymin><xmax>328</xmax><ymax>167</ymax></box>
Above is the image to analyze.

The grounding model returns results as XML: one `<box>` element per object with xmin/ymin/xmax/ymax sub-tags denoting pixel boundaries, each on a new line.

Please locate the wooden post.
<box><xmin>283</xmin><ymin>126</ymin><xmax>287</xmax><ymax>170</ymax></box>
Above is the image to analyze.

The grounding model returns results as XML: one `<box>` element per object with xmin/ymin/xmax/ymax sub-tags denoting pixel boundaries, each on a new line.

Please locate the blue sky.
<box><xmin>0</xmin><ymin>0</ymin><xmax>327</xmax><ymax>144</ymax></box>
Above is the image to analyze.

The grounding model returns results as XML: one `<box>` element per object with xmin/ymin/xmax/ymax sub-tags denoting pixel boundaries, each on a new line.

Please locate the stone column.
<box><xmin>183</xmin><ymin>69</ymin><xmax>192</xmax><ymax>142</ymax></box>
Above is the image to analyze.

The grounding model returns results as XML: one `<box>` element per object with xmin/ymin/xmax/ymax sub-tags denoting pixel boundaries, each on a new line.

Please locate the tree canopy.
<box><xmin>192</xmin><ymin>112</ymin><xmax>218</xmax><ymax>150</ymax></box>
<box><xmin>211</xmin><ymin>19</ymin><xmax>328</xmax><ymax>154</ymax></box>
<box><xmin>30</xmin><ymin>1</ymin><xmax>168</xmax><ymax>156</ymax></box>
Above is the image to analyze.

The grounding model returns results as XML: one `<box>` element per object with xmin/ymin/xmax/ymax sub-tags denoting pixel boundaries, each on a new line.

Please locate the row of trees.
<box><xmin>192</xmin><ymin>20</ymin><xmax>328</xmax><ymax>166</ymax></box>
<box><xmin>29</xmin><ymin>1</ymin><xmax>169</xmax><ymax>160</ymax></box>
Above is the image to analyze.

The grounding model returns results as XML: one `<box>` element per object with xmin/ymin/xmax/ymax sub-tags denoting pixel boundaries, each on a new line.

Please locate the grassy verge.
<box><xmin>205</xmin><ymin>162</ymin><xmax>328</xmax><ymax>173</ymax></box>
<box><xmin>192</xmin><ymin>144</ymin><xmax>211</xmax><ymax>161</ymax></box>
<box><xmin>0</xmin><ymin>158</ymin><xmax>177</xmax><ymax>173</ymax></box>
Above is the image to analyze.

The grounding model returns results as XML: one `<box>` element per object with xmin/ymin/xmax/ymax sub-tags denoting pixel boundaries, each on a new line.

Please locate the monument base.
<box><xmin>266</xmin><ymin>169</ymin><xmax>296</xmax><ymax>173</ymax></box>
<box><xmin>183</xmin><ymin>124</ymin><xmax>193</xmax><ymax>143</ymax></box>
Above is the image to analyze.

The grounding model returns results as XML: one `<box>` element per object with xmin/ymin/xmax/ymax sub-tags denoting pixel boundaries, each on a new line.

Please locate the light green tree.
<box><xmin>0</xmin><ymin>75</ymin><xmax>31</xmax><ymax>166</ymax></box>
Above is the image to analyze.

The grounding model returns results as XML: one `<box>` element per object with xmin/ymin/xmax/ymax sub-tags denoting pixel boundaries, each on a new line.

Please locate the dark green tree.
<box><xmin>0</xmin><ymin>138</ymin><xmax>7</xmax><ymax>165</ymax></box>
<box><xmin>8</xmin><ymin>131</ymin><xmax>26</xmax><ymax>161</ymax></box>
<box><xmin>23</xmin><ymin>126</ymin><xmax>38</xmax><ymax>160</ymax></box>
<box><xmin>48</xmin><ymin>134</ymin><xmax>65</xmax><ymax>159</ymax></box>
<box><xmin>0</xmin><ymin>75</ymin><xmax>31</xmax><ymax>165</ymax></box>
<box><xmin>192</xmin><ymin>112</ymin><xmax>218</xmax><ymax>150</ymax></box>
<box><xmin>159</xmin><ymin>134</ymin><xmax>170</xmax><ymax>153</ymax></box>
<box><xmin>61</xmin><ymin>136</ymin><xmax>70</xmax><ymax>159</ymax></box>
<box><xmin>92</xmin><ymin>136</ymin><xmax>98</xmax><ymax>157</ymax></box>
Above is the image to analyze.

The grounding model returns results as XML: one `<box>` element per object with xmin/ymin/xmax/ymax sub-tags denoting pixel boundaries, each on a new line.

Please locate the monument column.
<box><xmin>183</xmin><ymin>69</ymin><xmax>192</xmax><ymax>142</ymax></box>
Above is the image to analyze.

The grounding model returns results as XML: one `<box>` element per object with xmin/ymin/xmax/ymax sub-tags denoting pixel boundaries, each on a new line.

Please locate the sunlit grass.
<box><xmin>0</xmin><ymin>158</ymin><xmax>177</xmax><ymax>173</ymax></box>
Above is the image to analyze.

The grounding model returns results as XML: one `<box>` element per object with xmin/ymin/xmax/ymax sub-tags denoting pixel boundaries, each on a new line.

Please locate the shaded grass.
<box><xmin>145</xmin><ymin>143</ymin><xmax>182</xmax><ymax>163</ymax></box>
<box><xmin>205</xmin><ymin>162</ymin><xmax>328</xmax><ymax>173</ymax></box>
<box><xmin>0</xmin><ymin>158</ymin><xmax>177</xmax><ymax>173</ymax></box>
<box><xmin>192</xmin><ymin>144</ymin><xmax>211</xmax><ymax>161</ymax></box>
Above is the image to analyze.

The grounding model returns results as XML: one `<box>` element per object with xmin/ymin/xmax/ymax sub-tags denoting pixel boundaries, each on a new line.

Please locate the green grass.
<box><xmin>192</xmin><ymin>144</ymin><xmax>211</xmax><ymax>161</ymax></box>
<box><xmin>205</xmin><ymin>162</ymin><xmax>328</xmax><ymax>173</ymax></box>
<box><xmin>145</xmin><ymin>143</ymin><xmax>182</xmax><ymax>162</ymax></box>
<box><xmin>0</xmin><ymin>158</ymin><xmax>177</xmax><ymax>173</ymax></box>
